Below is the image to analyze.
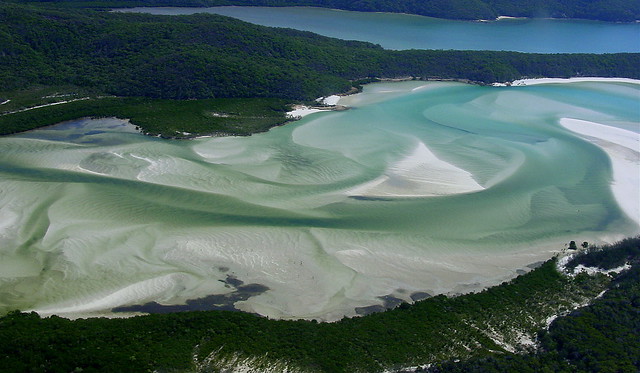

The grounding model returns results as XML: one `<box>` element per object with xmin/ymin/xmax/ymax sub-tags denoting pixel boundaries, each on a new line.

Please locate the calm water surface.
<box><xmin>119</xmin><ymin>6</ymin><xmax>640</xmax><ymax>53</ymax></box>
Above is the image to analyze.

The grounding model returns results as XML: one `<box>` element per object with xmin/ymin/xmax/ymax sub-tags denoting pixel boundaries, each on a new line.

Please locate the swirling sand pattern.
<box><xmin>0</xmin><ymin>81</ymin><xmax>637</xmax><ymax>320</ymax></box>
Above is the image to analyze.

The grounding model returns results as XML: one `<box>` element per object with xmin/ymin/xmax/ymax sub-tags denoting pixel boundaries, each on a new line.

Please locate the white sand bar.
<box><xmin>346</xmin><ymin>141</ymin><xmax>485</xmax><ymax>197</ymax></box>
<box><xmin>286</xmin><ymin>106</ymin><xmax>325</xmax><ymax>119</ymax></box>
<box><xmin>287</xmin><ymin>95</ymin><xmax>343</xmax><ymax>119</ymax></box>
<box><xmin>510</xmin><ymin>77</ymin><xmax>640</xmax><ymax>86</ymax></box>
<box><xmin>495</xmin><ymin>16</ymin><xmax>525</xmax><ymax>20</ymax></box>
<box><xmin>560</xmin><ymin>118</ymin><xmax>640</xmax><ymax>226</ymax></box>
<box><xmin>316</xmin><ymin>95</ymin><xmax>341</xmax><ymax>106</ymax></box>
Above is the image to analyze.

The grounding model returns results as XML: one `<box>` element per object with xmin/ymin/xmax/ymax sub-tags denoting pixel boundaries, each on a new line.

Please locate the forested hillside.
<box><xmin>11</xmin><ymin>0</ymin><xmax>640</xmax><ymax>21</ymax></box>
<box><xmin>1</xmin><ymin>3</ymin><xmax>639</xmax><ymax>103</ymax></box>
<box><xmin>426</xmin><ymin>237</ymin><xmax>640</xmax><ymax>372</ymax></box>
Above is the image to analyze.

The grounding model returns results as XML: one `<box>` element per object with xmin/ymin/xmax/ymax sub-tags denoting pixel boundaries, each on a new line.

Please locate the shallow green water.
<box><xmin>0</xmin><ymin>81</ymin><xmax>638</xmax><ymax>319</ymax></box>
<box><xmin>119</xmin><ymin>6</ymin><xmax>640</xmax><ymax>53</ymax></box>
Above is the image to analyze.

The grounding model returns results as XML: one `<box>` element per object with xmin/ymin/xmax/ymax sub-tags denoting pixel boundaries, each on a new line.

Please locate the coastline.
<box><xmin>496</xmin><ymin>77</ymin><xmax>640</xmax><ymax>86</ymax></box>
<box><xmin>559</xmin><ymin>118</ymin><xmax>640</xmax><ymax>228</ymax></box>
<box><xmin>117</xmin><ymin>6</ymin><xmax>639</xmax><ymax>24</ymax></box>
<box><xmin>291</xmin><ymin>78</ymin><xmax>639</xmax><ymax>210</ymax></box>
<box><xmin>499</xmin><ymin>78</ymin><xmax>639</xmax><ymax>229</ymax></box>
<box><xmin>286</xmin><ymin>95</ymin><xmax>347</xmax><ymax>119</ymax></box>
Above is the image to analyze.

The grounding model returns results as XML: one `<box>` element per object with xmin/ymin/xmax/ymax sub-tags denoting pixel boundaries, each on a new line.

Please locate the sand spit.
<box><xmin>500</xmin><ymin>77</ymin><xmax>640</xmax><ymax>86</ymax></box>
<box><xmin>559</xmin><ymin>118</ymin><xmax>640</xmax><ymax>227</ymax></box>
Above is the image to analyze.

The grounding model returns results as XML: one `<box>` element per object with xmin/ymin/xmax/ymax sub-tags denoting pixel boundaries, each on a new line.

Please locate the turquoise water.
<box><xmin>119</xmin><ymin>6</ymin><xmax>640</xmax><ymax>53</ymax></box>
<box><xmin>0</xmin><ymin>81</ymin><xmax>638</xmax><ymax>319</ymax></box>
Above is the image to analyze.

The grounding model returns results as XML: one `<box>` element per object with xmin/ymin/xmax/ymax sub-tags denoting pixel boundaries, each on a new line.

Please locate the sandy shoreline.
<box><xmin>295</xmin><ymin>78</ymin><xmax>640</xmax><ymax>116</ymax></box>
<box><xmin>559</xmin><ymin>118</ymin><xmax>640</xmax><ymax>227</ymax></box>
<box><xmin>286</xmin><ymin>106</ymin><xmax>326</xmax><ymax>119</ymax></box>
<box><xmin>490</xmin><ymin>76</ymin><xmax>639</xmax><ymax>229</ymax></box>
<box><xmin>287</xmin><ymin>95</ymin><xmax>343</xmax><ymax>119</ymax></box>
<box><xmin>499</xmin><ymin>77</ymin><xmax>640</xmax><ymax>86</ymax></box>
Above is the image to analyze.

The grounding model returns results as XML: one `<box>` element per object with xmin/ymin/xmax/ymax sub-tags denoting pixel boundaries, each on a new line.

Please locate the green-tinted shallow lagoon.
<box><xmin>0</xmin><ymin>81</ymin><xmax>638</xmax><ymax>320</ymax></box>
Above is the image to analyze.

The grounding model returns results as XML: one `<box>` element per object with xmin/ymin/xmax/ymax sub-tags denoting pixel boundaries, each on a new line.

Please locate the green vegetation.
<box><xmin>566</xmin><ymin>236</ymin><xmax>640</xmax><ymax>271</ymax></box>
<box><xmin>426</xmin><ymin>237</ymin><xmax>640</xmax><ymax>373</ymax></box>
<box><xmin>97</xmin><ymin>97</ymin><xmax>291</xmax><ymax>137</ymax></box>
<box><xmin>2</xmin><ymin>245</ymin><xmax>628</xmax><ymax>372</ymax></box>
<box><xmin>1</xmin><ymin>2</ymin><xmax>638</xmax><ymax>136</ymax></box>
<box><xmin>1</xmin><ymin>3</ymin><xmax>638</xmax><ymax>101</ymax></box>
<box><xmin>10</xmin><ymin>0</ymin><xmax>640</xmax><ymax>22</ymax></box>
<box><xmin>0</xmin><ymin>92</ymin><xmax>290</xmax><ymax>137</ymax></box>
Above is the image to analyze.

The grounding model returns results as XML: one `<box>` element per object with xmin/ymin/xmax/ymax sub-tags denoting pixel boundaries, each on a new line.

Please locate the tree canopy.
<box><xmin>1</xmin><ymin>3</ymin><xmax>638</xmax><ymax>104</ymax></box>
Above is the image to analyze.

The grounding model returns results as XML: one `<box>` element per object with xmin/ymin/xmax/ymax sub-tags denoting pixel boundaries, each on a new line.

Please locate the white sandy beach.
<box><xmin>559</xmin><ymin>118</ymin><xmax>640</xmax><ymax>227</ymax></box>
<box><xmin>286</xmin><ymin>105</ymin><xmax>325</xmax><ymax>119</ymax></box>
<box><xmin>495</xmin><ymin>16</ymin><xmax>525</xmax><ymax>20</ymax></box>
<box><xmin>509</xmin><ymin>77</ymin><xmax>640</xmax><ymax>86</ymax></box>
<box><xmin>287</xmin><ymin>95</ymin><xmax>343</xmax><ymax>119</ymax></box>
<box><xmin>318</xmin><ymin>95</ymin><xmax>341</xmax><ymax>106</ymax></box>
<box><xmin>492</xmin><ymin>77</ymin><xmax>640</xmax><ymax>228</ymax></box>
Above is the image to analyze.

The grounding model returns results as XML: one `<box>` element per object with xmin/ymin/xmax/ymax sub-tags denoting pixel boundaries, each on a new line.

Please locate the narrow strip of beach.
<box><xmin>559</xmin><ymin>117</ymin><xmax>640</xmax><ymax>227</ymax></box>
<box><xmin>509</xmin><ymin>77</ymin><xmax>640</xmax><ymax>86</ymax></box>
<box><xmin>286</xmin><ymin>95</ymin><xmax>343</xmax><ymax>119</ymax></box>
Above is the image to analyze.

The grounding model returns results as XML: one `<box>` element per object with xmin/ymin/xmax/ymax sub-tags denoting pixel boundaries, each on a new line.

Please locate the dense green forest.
<box><xmin>1</xmin><ymin>3</ymin><xmax>639</xmax><ymax>99</ymax></box>
<box><xmin>0</xmin><ymin>94</ymin><xmax>291</xmax><ymax>137</ymax></box>
<box><xmin>1</xmin><ymin>238</ymin><xmax>637</xmax><ymax>372</ymax></box>
<box><xmin>3</xmin><ymin>2</ymin><xmax>637</xmax><ymax>136</ymax></box>
<box><xmin>10</xmin><ymin>0</ymin><xmax>640</xmax><ymax>22</ymax></box>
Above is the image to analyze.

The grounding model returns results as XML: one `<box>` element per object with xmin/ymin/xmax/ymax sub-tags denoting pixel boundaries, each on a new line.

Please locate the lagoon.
<box><xmin>0</xmin><ymin>80</ymin><xmax>638</xmax><ymax>320</ymax></box>
<box><xmin>119</xmin><ymin>6</ymin><xmax>640</xmax><ymax>53</ymax></box>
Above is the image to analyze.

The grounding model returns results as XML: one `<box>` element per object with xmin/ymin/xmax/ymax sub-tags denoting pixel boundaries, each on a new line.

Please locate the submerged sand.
<box><xmin>345</xmin><ymin>141</ymin><xmax>485</xmax><ymax>197</ymax></box>
<box><xmin>559</xmin><ymin>118</ymin><xmax>640</xmax><ymax>226</ymax></box>
<box><xmin>2</xmin><ymin>81</ymin><xmax>636</xmax><ymax>321</ymax></box>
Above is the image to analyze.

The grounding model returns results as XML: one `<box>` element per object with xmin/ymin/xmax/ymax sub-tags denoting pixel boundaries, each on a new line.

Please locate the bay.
<box><xmin>0</xmin><ymin>81</ymin><xmax>638</xmax><ymax>320</ymax></box>
<box><xmin>118</xmin><ymin>6</ymin><xmax>640</xmax><ymax>53</ymax></box>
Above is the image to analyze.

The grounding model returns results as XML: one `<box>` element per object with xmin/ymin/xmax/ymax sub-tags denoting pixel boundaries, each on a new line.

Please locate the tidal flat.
<box><xmin>0</xmin><ymin>80</ymin><xmax>637</xmax><ymax>320</ymax></box>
